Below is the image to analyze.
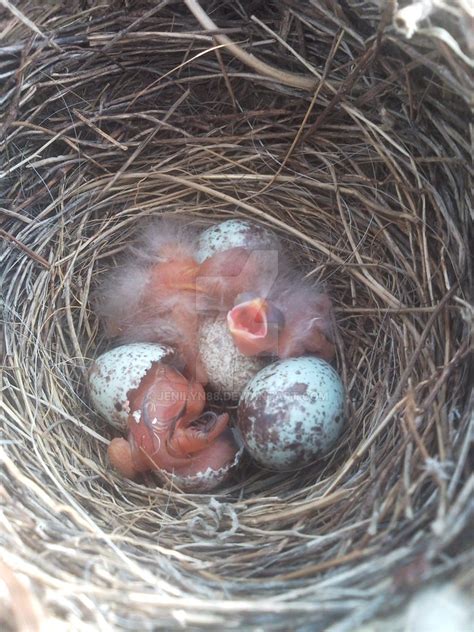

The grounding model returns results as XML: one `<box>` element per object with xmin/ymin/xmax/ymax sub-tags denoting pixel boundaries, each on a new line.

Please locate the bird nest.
<box><xmin>1</xmin><ymin>1</ymin><xmax>472</xmax><ymax>630</ymax></box>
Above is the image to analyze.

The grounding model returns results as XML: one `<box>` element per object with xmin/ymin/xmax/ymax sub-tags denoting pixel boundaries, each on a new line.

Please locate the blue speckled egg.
<box><xmin>237</xmin><ymin>356</ymin><xmax>345</xmax><ymax>470</ymax></box>
<box><xmin>196</xmin><ymin>219</ymin><xmax>280</xmax><ymax>263</ymax></box>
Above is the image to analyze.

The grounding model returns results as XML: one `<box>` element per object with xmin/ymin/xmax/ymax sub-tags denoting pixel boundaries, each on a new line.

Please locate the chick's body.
<box><xmin>197</xmin><ymin>246</ymin><xmax>279</xmax><ymax>312</ymax></box>
<box><xmin>107</xmin><ymin>362</ymin><xmax>240</xmax><ymax>490</ymax></box>
<box><xmin>271</xmin><ymin>280</ymin><xmax>335</xmax><ymax>360</ymax></box>
<box><xmin>95</xmin><ymin>220</ymin><xmax>207</xmax><ymax>383</ymax></box>
<box><xmin>228</xmin><ymin>274</ymin><xmax>336</xmax><ymax>361</ymax></box>
<box><xmin>142</xmin><ymin>254</ymin><xmax>206</xmax><ymax>382</ymax></box>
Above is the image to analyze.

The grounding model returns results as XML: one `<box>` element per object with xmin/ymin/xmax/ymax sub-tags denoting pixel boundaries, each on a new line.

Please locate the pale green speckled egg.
<box><xmin>238</xmin><ymin>356</ymin><xmax>345</xmax><ymax>470</ymax></box>
<box><xmin>196</xmin><ymin>219</ymin><xmax>280</xmax><ymax>263</ymax></box>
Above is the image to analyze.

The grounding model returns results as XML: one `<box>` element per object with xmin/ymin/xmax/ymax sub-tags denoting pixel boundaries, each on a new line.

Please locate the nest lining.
<box><xmin>1</xmin><ymin>1</ymin><xmax>473</xmax><ymax>630</ymax></box>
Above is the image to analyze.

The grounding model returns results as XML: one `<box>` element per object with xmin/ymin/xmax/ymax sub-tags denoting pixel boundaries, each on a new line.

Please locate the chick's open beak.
<box><xmin>227</xmin><ymin>297</ymin><xmax>283</xmax><ymax>356</ymax></box>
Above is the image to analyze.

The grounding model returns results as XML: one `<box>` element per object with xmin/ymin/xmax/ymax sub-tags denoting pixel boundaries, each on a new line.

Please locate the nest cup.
<box><xmin>1</xmin><ymin>2</ymin><xmax>472</xmax><ymax>630</ymax></box>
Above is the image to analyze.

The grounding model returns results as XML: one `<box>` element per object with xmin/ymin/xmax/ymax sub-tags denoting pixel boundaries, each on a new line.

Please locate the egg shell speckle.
<box><xmin>238</xmin><ymin>357</ymin><xmax>345</xmax><ymax>470</ymax></box>
<box><xmin>88</xmin><ymin>343</ymin><xmax>174</xmax><ymax>431</ymax></box>
<box><xmin>154</xmin><ymin>443</ymin><xmax>244</xmax><ymax>492</ymax></box>
<box><xmin>198</xmin><ymin>317</ymin><xmax>268</xmax><ymax>400</ymax></box>
<box><xmin>196</xmin><ymin>219</ymin><xmax>280</xmax><ymax>263</ymax></box>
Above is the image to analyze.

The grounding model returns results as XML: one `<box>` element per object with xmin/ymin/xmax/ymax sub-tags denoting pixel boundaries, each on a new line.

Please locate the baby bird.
<box><xmin>227</xmin><ymin>276</ymin><xmax>336</xmax><ymax>361</ymax></box>
<box><xmin>107</xmin><ymin>362</ymin><xmax>236</xmax><ymax>480</ymax></box>
<box><xmin>95</xmin><ymin>219</ymin><xmax>207</xmax><ymax>383</ymax></box>
<box><xmin>196</xmin><ymin>246</ymin><xmax>279</xmax><ymax>313</ymax></box>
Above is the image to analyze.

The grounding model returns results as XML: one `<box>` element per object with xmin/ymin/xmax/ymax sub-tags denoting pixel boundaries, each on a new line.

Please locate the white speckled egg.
<box><xmin>238</xmin><ymin>356</ymin><xmax>345</xmax><ymax>470</ymax></box>
<box><xmin>88</xmin><ymin>343</ymin><xmax>174</xmax><ymax>431</ymax></box>
<box><xmin>198</xmin><ymin>317</ymin><xmax>268</xmax><ymax>400</ymax></box>
<box><xmin>196</xmin><ymin>219</ymin><xmax>280</xmax><ymax>263</ymax></box>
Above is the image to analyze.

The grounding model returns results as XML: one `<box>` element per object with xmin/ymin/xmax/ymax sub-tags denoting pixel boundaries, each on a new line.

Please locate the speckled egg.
<box><xmin>88</xmin><ymin>342</ymin><xmax>174</xmax><ymax>431</ymax></box>
<box><xmin>196</xmin><ymin>219</ymin><xmax>280</xmax><ymax>263</ymax></box>
<box><xmin>238</xmin><ymin>357</ymin><xmax>345</xmax><ymax>470</ymax></box>
<box><xmin>198</xmin><ymin>317</ymin><xmax>268</xmax><ymax>400</ymax></box>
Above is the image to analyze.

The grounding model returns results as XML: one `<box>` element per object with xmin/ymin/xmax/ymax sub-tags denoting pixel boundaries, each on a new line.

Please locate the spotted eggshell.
<box><xmin>88</xmin><ymin>343</ymin><xmax>174</xmax><ymax>431</ymax></box>
<box><xmin>196</xmin><ymin>219</ymin><xmax>280</xmax><ymax>263</ymax></box>
<box><xmin>198</xmin><ymin>317</ymin><xmax>268</xmax><ymax>400</ymax></box>
<box><xmin>155</xmin><ymin>442</ymin><xmax>244</xmax><ymax>492</ymax></box>
<box><xmin>238</xmin><ymin>357</ymin><xmax>345</xmax><ymax>470</ymax></box>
